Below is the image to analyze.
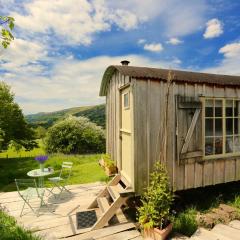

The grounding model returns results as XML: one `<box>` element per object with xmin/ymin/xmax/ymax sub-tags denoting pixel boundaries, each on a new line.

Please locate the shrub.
<box><xmin>138</xmin><ymin>162</ymin><xmax>173</xmax><ymax>230</ymax></box>
<box><xmin>45</xmin><ymin>116</ymin><xmax>105</xmax><ymax>154</ymax></box>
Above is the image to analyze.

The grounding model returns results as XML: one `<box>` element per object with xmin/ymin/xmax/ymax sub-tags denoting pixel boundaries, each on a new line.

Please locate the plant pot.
<box><xmin>105</xmin><ymin>166</ymin><xmax>117</xmax><ymax>176</ymax></box>
<box><xmin>143</xmin><ymin>223</ymin><xmax>173</xmax><ymax>240</ymax></box>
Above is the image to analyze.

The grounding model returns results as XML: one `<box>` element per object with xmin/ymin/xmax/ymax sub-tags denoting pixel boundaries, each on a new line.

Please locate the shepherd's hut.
<box><xmin>99</xmin><ymin>61</ymin><xmax>240</xmax><ymax>194</ymax></box>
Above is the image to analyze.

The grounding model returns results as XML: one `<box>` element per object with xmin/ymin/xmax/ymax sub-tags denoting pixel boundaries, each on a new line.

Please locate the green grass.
<box><xmin>0</xmin><ymin>140</ymin><xmax>45</xmax><ymax>158</ymax></box>
<box><xmin>0</xmin><ymin>141</ymin><xmax>109</xmax><ymax>192</ymax></box>
<box><xmin>172</xmin><ymin>208</ymin><xmax>198</xmax><ymax>236</ymax></box>
<box><xmin>0</xmin><ymin>210</ymin><xmax>41</xmax><ymax>240</ymax></box>
<box><xmin>172</xmin><ymin>182</ymin><xmax>240</xmax><ymax>236</ymax></box>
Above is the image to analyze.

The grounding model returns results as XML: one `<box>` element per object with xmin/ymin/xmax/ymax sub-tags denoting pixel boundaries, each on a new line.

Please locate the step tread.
<box><xmin>229</xmin><ymin>220</ymin><xmax>240</xmax><ymax>230</ymax></box>
<box><xmin>97</xmin><ymin>197</ymin><xmax>110</xmax><ymax>214</ymax></box>
<box><xmin>191</xmin><ymin>227</ymin><xmax>232</xmax><ymax>240</ymax></box>
<box><xmin>212</xmin><ymin>223</ymin><xmax>240</xmax><ymax>239</ymax></box>
<box><xmin>108</xmin><ymin>185</ymin><xmax>120</xmax><ymax>200</ymax></box>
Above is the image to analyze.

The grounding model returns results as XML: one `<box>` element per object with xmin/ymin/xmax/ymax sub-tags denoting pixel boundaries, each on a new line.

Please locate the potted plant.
<box><xmin>99</xmin><ymin>154</ymin><xmax>117</xmax><ymax>176</ymax></box>
<box><xmin>138</xmin><ymin>162</ymin><xmax>173</xmax><ymax>240</ymax></box>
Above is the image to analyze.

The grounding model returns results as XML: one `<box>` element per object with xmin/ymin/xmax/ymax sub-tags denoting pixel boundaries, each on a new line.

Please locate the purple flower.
<box><xmin>35</xmin><ymin>155</ymin><xmax>48</xmax><ymax>164</ymax></box>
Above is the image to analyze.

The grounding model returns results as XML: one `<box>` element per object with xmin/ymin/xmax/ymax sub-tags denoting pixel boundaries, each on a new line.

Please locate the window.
<box><xmin>204</xmin><ymin>98</ymin><xmax>240</xmax><ymax>158</ymax></box>
<box><xmin>123</xmin><ymin>92</ymin><xmax>130</xmax><ymax>109</ymax></box>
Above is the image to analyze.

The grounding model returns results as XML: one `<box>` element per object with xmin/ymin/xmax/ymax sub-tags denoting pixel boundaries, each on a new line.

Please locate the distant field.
<box><xmin>0</xmin><ymin>139</ymin><xmax>45</xmax><ymax>158</ymax></box>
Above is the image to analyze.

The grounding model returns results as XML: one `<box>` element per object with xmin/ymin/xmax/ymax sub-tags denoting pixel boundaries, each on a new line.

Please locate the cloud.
<box><xmin>203</xmin><ymin>18</ymin><xmax>223</xmax><ymax>39</ymax></box>
<box><xmin>3</xmin><ymin>54</ymin><xmax>181</xmax><ymax>114</ymax></box>
<box><xmin>166</xmin><ymin>37</ymin><xmax>183</xmax><ymax>45</ymax></box>
<box><xmin>109</xmin><ymin>0</ymin><xmax>208</xmax><ymax>37</ymax></box>
<box><xmin>143</xmin><ymin>43</ymin><xmax>163</xmax><ymax>52</ymax></box>
<box><xmin>219</xmin><ymin>42</ymin><xmax>240</xmax><ymax>58</ymax></box>
<box><xmin>203</xmin><ymin>41</ymin><xmax>240</xmax><ymax>75</ymax></box>
<box><xmin>10</xmin><ymin>0</ymin><xmax>141</xmax><ymax>46</ymax></box>
<box><xmin>138</xmin><ymin>39</ymin><xmax>146</xmax><ymax>45</ymax></box>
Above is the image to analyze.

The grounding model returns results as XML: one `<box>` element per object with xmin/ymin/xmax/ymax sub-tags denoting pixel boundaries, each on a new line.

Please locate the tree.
<box><xmin>0</xmin><ymin>16</ymin><xmax>14</xmax><ymax>48</ymax></box>
<box><xmin>0</xmin><ymin>81</ymin><xmax>37</xmax><ymax>151</ymax></box>
<box><xmin>45</xmin><ymin>116</ymin><xmax>106</xmax><ymax>154</ymax></box>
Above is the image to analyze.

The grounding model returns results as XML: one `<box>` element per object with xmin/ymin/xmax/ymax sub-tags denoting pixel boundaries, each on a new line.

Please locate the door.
<box><xmin>120</xmin><ymin>87</ymin><xmax>133</xmax><ymax>185</ymax></box>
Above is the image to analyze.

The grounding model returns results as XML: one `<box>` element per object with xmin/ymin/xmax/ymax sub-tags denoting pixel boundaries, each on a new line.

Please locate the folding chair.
<box><xmin>48</xmin><ymin>161</ymin><xmax>73</xmax><ymax>198</ymax></box>
<box><xmin>15</xmin><ymin>179</ymin><xmax>48</xmax><ymax>217</ymax></box>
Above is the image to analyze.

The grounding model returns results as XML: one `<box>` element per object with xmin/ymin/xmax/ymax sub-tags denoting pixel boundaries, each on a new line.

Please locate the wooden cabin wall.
<box><xmin>106</xmin><ymin>72</ymin><xmax>131</xmax><ymax>168</ymax></box>
<box><xmin>133</xmin><ymin>79</ymin><xmax>240</xmax><ymax>194</ymax></box>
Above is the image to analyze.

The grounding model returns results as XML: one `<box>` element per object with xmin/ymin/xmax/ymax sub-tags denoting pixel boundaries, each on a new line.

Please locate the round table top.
<box><xmin>27</xmin><ymin>168</ymin><xmax>54</xmax><ymax>177</ymax></box>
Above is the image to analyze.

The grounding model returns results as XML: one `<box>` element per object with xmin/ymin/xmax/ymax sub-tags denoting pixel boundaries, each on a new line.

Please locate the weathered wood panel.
<box><xmin>133</xmin><ymin>80</ymin><xmax>148</xmax><ymax>193</ymax></box>
<box><xmin>106</xmin><ymin>71</ymin><xmax>240</xmax><ymax>193</ymax></box>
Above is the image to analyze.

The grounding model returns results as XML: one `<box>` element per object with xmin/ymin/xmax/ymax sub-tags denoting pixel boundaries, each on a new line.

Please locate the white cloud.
<box><xmin>3</xmin><ymin>54</ymin><xmax>181</xmax><ymax>114</ymax></box>
<box><xmin>109</xmin><ymin>0</ymin><xmax>208</xmax><ymax>37</ymax></box>
<box><xmin>167</xmin><ymin>37</ymin><xmax>183</xmax><ymax>45</ymax></box>
<box><xmin>0</xmin><ymin>38</ymin><xmax>47</xmax><ymax>73</ymax></box>
<box><xmin>219</xmin><ymin>42</ymin><xmax>240</xmax><ymax>58</ymax></box>
<box><xmin>203</xmin><ymin>41</ymin><xmax>240</xmax><ymax>75</ymax></box>
<box><xmin>138</xmin><ymin>39</ymin><xmax>146</xmax><ymax>45</ymax></box>
<box><xmin>203</xmin><ymin>18</ymin><xmax>223</xmax><ymax>39</ymax></box>
<box><xmin>144</xmin><ymin>43</ymin><xmax>163</xmax><ymax>52</ymax></box>
<box><xmin>10</xmin><ymin>0</ymin><xmax>141</xmax><ymax>46</ymax></box>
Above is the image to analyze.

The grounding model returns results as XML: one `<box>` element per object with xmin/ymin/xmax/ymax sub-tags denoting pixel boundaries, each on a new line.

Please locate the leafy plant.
<box><xmin>102</xmin><ymin>154</ymin><xmax>115</xmax><ymax>169</ymax></box>
<box><xmin>0</xmin><ymin>210</ymin><xmax>41</xmax><ymax>240</ymax></box>
<box><xmin>0</xmin><ymin>16</ymin><xmax>14</xmax><ymax>48</ymax></box>
<box><xmin>45</xmin><ymin>116</ymin><xmax>105</xmax><ymax>154</ymax></box>
<box><xmin>138</xmin><ymin>162</ymin><xmax>173</xmax><ymax>230</ymax></box>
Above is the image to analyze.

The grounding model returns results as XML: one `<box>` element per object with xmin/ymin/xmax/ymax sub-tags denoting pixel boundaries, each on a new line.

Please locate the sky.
<box><xmin>0</xmin><ymin>0</ymin><xmax>240</xmax><ymax>114</ymax></box>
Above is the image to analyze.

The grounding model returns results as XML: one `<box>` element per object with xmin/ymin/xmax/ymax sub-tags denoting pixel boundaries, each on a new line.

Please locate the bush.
<box><xmin>138</xmin><ymin>162</ymin><xmax>174</xmax><ymax>230</ymax></box>
<box><xmin>45</xmin><ymin>116</ymin><xmax>105</xmax><ymax>154</ymax></box>
<box><xmin>0</xmin><ymin>209</ymin><xmax>41</xmax><ymax>240</ymax></box>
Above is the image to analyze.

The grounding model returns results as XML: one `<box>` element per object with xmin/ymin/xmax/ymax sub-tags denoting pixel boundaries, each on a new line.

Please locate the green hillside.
<box><xmin>25</xmin><ymin>104</ymin><xmax>106</xmax><ymax>128</ymax></box>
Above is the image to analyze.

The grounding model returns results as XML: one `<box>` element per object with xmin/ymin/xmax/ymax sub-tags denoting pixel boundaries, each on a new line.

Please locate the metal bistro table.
<box><xmin>27</xmin><ymin>168</ymin><xmax>54</xmax><ymax>187</ymax></box>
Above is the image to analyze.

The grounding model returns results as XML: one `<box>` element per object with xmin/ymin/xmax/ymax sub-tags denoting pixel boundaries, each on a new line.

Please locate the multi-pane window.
<box><xmin>204</xmin><ymin>98</ymin><xmax>240</xmax><ymax>157</ymax></box>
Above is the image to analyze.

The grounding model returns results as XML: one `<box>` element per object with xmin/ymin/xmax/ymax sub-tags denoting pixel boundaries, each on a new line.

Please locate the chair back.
<box><xmin>59</xmin><ymin>161</ymin><xmax>73</xmax><ymax>180</ymax></box>
<box><xmin>15</xmin><ymin>179</ymin><xmax>39</xmax><ymax>196</ymax></box>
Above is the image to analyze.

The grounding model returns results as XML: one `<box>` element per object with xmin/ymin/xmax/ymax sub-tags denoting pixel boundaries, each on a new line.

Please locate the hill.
<box><xmin>25</xmin><ymin>104</ymin><xmax>106</xmax><ymax>128</ymax></box>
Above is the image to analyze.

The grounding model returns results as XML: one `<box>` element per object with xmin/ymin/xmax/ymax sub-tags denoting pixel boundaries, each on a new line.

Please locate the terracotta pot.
<box><xmin>105</xmin><ymin>166</ymin><xmax>117</xmax><ymax>176</ymax></box>
<box><xmin>143</xmin><ymin>223</ymin><xmax>173</xmax><ymax>240</ymax></box>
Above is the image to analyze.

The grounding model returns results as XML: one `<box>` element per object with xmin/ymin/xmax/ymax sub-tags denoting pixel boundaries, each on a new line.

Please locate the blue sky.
<box><xmin>0</xmin><ymin>0</ymin><xmax>240</xmax><ymax>114</ymax></box>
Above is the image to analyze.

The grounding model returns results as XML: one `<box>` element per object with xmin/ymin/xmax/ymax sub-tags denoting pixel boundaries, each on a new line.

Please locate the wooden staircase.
<box><xmin>87</xmin><ymin>174</ymin><xmax>134</xmax><ymax>230</ymax></box>
<box><xmin>190</xmin><ymin>220</ymin><xmax>240</xmax><ymax>240</ymax></box>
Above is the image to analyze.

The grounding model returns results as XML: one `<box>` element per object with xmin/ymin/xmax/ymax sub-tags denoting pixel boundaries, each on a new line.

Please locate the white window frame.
<box><xmin>203</xmin><ymin>97</ymin><xmax>240</xmax><ymax>159</ymax></box>
<box><xmin>123</xmin><ymin>92</ymin><xmax>130</xmax><ymax>110</ymax></box>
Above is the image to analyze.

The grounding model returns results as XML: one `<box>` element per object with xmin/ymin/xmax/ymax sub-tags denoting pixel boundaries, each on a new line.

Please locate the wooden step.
<box><xmin>191</xmin><ymin>228</ymin><xmax>231</xmax><ymax>240</ymax></box>
<box><xmin>108</xmin><ymin>185</ymin><xmax>120</xmax><ymax>200</ymax></box>
<box><xmin>212</xmin><ymin>224</ymin><xmax>240</xmax><ymax>239</ymax></box>
<box><xmin>97</xmin><ymin>197</ymin><xmax>110</xmax><ymax>214</ymax></box>
<box><xmin>229</xmin><ymin>220</ymin><xmax>240</xmax><ymax>230</ymax></box>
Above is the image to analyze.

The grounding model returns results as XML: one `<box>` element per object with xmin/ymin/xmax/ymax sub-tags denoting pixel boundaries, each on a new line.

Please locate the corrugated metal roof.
<box><xmin>99</xmin><ymin>65</ymin><xmax>240</xmax><ymax>96</ymax></box>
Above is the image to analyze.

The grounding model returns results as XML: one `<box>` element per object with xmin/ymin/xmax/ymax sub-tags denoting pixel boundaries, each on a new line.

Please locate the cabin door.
<box><xmin>120</xmin><ymin>86</ymin><xmax>133</xmax><ymax>185</ymax></box>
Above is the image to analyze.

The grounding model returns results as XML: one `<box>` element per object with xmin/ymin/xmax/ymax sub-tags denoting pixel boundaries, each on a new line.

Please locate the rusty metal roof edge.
<box><xmin>99</xmin><ymin>65</ymin><xmax>240</xmax><ymax>96</ymax></box>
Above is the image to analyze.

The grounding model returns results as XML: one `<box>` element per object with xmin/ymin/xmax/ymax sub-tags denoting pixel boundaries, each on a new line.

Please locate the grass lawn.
<box><xmin>0</xmin><ymin>142</ymin><xmax>109</xmax><ymax>192</ymax></box>
<box><xmin>172</xmin><ymin>182</ymin><xmax>240</xmax><ymax>236</ymax></box>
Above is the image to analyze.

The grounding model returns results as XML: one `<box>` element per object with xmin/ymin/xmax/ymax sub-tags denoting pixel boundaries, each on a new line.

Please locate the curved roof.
<box><xmin>99</xmin><ymin>65</ymin><xmax>240</xmax><ymax>96</ymax></box>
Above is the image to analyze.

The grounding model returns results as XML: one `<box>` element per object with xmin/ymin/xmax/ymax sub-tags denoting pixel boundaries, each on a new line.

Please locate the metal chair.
<box><xmin>48</xmin><ymin>161</ymin><xmax>73</xmax><ymax>198</ymax></box>
<box><xmin>15</xmin><ymin>179</ymin><xmax>48</xmax><ymax>217</ymax></box>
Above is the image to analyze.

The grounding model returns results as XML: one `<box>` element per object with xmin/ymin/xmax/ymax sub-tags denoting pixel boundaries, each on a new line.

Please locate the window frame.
<box><xmin>123</xmin><ymin>91</ymin><xmax>130</xmax><ymax>110</ymax></box>
<box><xmin>202</xmin><ymin>97</ymin><xmax>240</xmax><ymax>160</ymax></box>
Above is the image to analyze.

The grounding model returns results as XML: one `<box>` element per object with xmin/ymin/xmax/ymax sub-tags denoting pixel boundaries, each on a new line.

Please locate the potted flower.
<box><xmin>99</xmin><ymin>154</ymin><xmax>117</xmax><ymax>176</ymax></box>
<box><xmin>138</xmin><ymin>162</ymin><xmax>173</xmax><ymax>240</ymax></box>
<box><xmin>35</xmin><ymin>155</ymin><xmax>48</xmax><ymax>172</ymax></box>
